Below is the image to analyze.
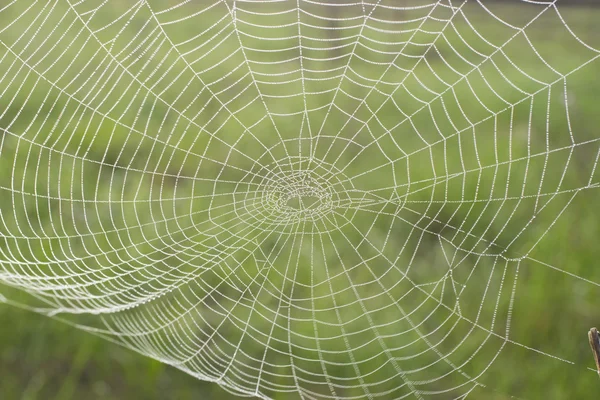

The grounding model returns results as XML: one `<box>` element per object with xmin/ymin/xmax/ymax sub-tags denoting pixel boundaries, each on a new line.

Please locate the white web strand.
<box><xmin>0</xmin><ymin>0</ymin><xmax>599</xmax><ymax>399</ymax></box>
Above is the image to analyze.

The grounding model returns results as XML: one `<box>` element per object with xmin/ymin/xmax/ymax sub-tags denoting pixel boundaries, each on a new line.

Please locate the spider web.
<box><xmin>0</xmin><ymin>0</ymin><xmax>599</xmax><ymax>398</ymax></box>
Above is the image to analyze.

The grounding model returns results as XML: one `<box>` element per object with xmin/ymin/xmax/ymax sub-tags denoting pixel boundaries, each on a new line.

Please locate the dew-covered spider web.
<box><xmin>1</xmin><ymin>0</ymin><xmax>600</xmax><ymax>399</ymax></box>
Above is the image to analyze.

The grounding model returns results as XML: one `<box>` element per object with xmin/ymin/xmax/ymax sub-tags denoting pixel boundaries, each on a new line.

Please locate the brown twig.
<box><xmin>588</xmin><ymin>328</ymin><xmax>600</xmax><ymax>376</ymax></box>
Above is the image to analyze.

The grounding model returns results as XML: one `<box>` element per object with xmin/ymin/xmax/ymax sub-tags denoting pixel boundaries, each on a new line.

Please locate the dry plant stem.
<box><xmin>589</xmin><ymin>328</ymin><xmax>600</xmax><ymax>376</ymax></box>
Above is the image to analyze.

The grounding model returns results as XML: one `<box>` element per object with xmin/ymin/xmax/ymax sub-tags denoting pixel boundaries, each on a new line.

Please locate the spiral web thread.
<box><xmin>0</xmin><ymin>0</ymin><xmax>599</xmax><ymax>398</ymax></box>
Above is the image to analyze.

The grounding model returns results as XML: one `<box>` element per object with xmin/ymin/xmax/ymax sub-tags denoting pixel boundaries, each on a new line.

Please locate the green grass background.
<box><xmin>1</xmin><ymin>1</ymin><xmax>600</xmax><ymax>399</ymax></box>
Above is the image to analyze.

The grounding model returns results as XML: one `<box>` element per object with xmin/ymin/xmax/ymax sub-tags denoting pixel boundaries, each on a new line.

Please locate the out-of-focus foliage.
<box><xmin>1</xmin><ymin>2</ymin><xmax>600</xmax><ymax>399</ymax></box>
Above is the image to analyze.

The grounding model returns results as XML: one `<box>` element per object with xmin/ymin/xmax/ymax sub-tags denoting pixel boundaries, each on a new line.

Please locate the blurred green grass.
<box><xmin>0</xmin><ymin>303</ymin><xmax>232</xmax><ymax>400</ymax></box>
<box><xmin>1</xmin><ymin>1</ymin><xmax>600</xmax><ymax>399</ymax></box>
